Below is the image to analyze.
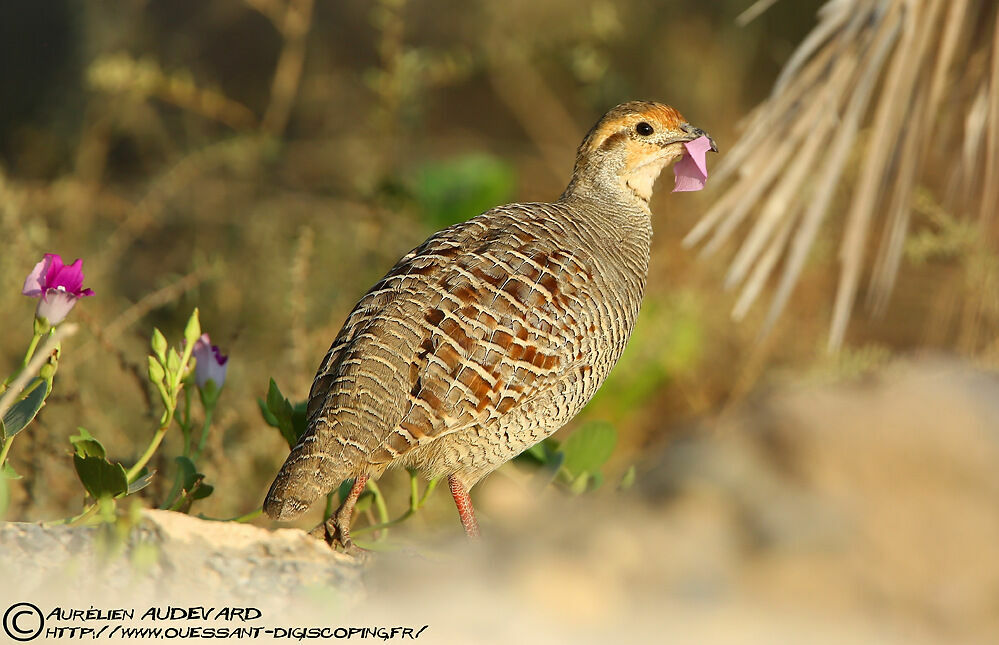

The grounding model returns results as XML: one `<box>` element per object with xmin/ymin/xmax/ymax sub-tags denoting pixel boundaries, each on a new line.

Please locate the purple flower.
<box><xmin>192</xmin><ymin>333</ymin><xmax>228</xmax><ymax>389</ymax></box>
<box><xmin>21</xmin><ymin>253</ymin><xmax>95</xmax><ymax>325</ymax></box>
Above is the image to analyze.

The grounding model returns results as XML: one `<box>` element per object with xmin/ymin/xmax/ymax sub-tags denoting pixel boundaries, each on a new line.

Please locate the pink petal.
<box><xmin>21</xmin><ymin>256</ymin><xmax>54</xmax><ymax>297</ymax></box>
<box><xmin>42</xmin><ymin>253</ymin><xmax>65</xmax><ymax>285</ymax></box>
<box><xmin>673</xmin><ymin>156</ymin><xmax>707</xmax><ymax>192</ymax></box>
<box><xmin>47</xmin><ymin>257</ymin><xmax>86</xmax><ymax>294</ymax></box>
<box><xmin>673</xmin><ymin>135</ymin><xmax>713</xmax><ymax>193</ymax></box>
<box><xmin>685</xmin><ymin>136</ymin><xmax>712</xmax><ymax>175</ymax></box>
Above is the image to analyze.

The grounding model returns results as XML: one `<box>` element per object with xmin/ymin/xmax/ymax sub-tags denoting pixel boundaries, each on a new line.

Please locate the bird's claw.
<box><xmin>308</xmin><ymin>517</ymin><xmax>366</xmax><ymax>556</ymax></box>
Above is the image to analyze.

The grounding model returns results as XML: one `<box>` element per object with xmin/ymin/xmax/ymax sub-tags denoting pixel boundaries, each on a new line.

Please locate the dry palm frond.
<box><xmin>686</xmin><ymin>0</ymin><xmax>999</xmax><ymax>351</ymax></box>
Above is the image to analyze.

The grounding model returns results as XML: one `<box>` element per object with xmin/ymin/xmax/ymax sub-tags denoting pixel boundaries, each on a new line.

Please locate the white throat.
<box><xmin>623</xmin><ymin>155</ymin><xmax>670</xmax><ymax>204</ymax></box>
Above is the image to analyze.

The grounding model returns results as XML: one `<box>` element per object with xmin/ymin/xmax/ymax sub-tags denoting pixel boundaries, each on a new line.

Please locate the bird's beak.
<box><xmin>680</xmin><ymin>123</ymin><xmax>718</xmax><ymax>152</ymax></box>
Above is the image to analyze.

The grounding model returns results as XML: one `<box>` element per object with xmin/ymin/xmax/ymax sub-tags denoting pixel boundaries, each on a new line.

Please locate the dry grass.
<box><xmin>685</xmin><ymin>0</ymin><xmax>999</xmax><ymax>352</ymax></box>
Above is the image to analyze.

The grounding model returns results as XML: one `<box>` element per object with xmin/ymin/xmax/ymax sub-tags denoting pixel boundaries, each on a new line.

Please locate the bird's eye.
<box><xmin>635</xmin><ymin>122</ymin><xmax>654</xmax><ymax>136</ymax></box>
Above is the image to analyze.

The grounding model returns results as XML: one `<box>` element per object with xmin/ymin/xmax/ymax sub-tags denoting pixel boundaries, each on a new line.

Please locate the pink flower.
<box><xmin>673</xmin><ymin>135</ymin><xmax>713</xmax><ymax>193</ymax></box>
<box><xmin>21</xmin><ymin>253</ymin><xmax>95</xmax><ymax>325</ymax></box>
<box><xmin>192</xmin><ymin>333</ymin><xmax>228</xmax><ymax>389</ymax></box>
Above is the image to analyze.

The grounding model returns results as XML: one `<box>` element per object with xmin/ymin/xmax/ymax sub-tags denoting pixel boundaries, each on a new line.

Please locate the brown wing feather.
<box><xmin>368</xmin><ymin>221</ymin><xmax>590</xmax><ymax>463</ymax></box>
<box><xmin>264</xmin><ymin>205</ymin><xmax>591</xmax><ymax>519</ymax></box>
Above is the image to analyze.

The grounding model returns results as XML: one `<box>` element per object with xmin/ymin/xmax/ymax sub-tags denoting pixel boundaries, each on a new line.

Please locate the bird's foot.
<box><xmin>308</xmin><ymin>517</ymin><xmax>367</xmax><ymax>557</ymax></box>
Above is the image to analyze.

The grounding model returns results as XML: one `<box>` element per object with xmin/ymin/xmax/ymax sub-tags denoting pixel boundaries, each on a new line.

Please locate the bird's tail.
<box><xmin>263</xmin><ymin>432</ymin><xmax>344</xmax><ymax>520</ymax></box>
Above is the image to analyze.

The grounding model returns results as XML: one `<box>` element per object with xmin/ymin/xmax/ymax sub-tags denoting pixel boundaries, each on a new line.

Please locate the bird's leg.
<box><xmin>448</xmin><ymin>475</ymin><xmax>480</xmax><ymax>538</ymax></box>
<box><xmin>313</xmin><ymin>474</ymin><xmax>369</xmax><ymax>552</ymax></box>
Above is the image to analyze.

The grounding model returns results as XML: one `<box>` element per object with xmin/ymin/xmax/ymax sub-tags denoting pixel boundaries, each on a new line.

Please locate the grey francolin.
<box><xmin>264</xmin><ymin>101</ymin><xmax>715</xmax><ymax>546</ymax></box>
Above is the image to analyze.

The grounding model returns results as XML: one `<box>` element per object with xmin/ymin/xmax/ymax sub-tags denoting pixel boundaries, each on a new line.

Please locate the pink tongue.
<box><xmin>673</xmin><ymin>135</ymin><xmax>712</xmax><ymax>192</ymax></box>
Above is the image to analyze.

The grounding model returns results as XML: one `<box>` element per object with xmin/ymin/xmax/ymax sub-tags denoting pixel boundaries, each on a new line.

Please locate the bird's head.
<box><xmin>563</xmin><ymin>101</ymin><xmax>716</xmax><ymax>207</ymax></box>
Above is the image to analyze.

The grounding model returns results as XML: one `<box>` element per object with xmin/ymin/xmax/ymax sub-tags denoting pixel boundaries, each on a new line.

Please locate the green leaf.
<box><xmin>169</xmin><ymin>456</ymin><xmax>212</xmax><ymax>507</ymax></box>
<box><xmin>264</xmin><ymin>379</ymin><xmax>298</xmax><ymax>448</ymax></box>
<box><xmin>559</xmin><ymin>421</ymin><xmax>617</xmax><ymax>478</ymax></box>
<box><xmin>175</xmin><ymin>456</ymin><xmax>212</xmax><ymax>497</ymax></box>
<box><xmin>191</xmin><ymin>483</ymin><xmax>213</xmax><ymax>500</ymax></box>
<box><xmin>516</xmin><ymin>437</ymin><xmax>560</xmax><ymax>466</ymax></box>
<box><xmin>147</xmin><ymin>355</ymin><xmax>165</xmax><ymax>386</ymax></box>
<box><xmin>258</xmin><ymin>397</ymin><xmax>280</xmax><ymax>427</ymax></box>
<box><xmin>274</xmin><ymin>419</ymin><xmax>297</xmax><ymax>449</ymax></box>
<box><xmin>265</xmin><ymin>379</ymin><xmax>286</xmax><ymax>416</ymax></box>
<box><xmin>2</xmin><ymin>462</ymin><xmax>22</xmax><ymax>480</ymax></box>
<box><xmin>523</xmin><ymin>442</ymin><xmax>550</xmax><ymax>464</ymax></box>
<box><xmin>619</xmin><ymin>465</ymin><xmax>636</xmax><ymax>490</ymax></box>
<box><xmin>413</xmin><ymin>154</ymin><xmax>517</xmax><ymax>228</ymax></box>
<box><xmin>73</xmin><ymin>455</ymin><xmax>128</xmax><ymax>500</ymax></box>
<box><xmin>533</xmin><ymin>449</ymin><xmax>565</xmax><ymax>489</ymax></box>
<box><xmin>70</xmin><ymin>427</ymin><xmax>106</xmax><ymax>459</ymax></box>
<box><xmin>291</xmin><ymin>401</ymin><xmax>309</xmax><ymax>442</ymax></box>
<box><xmin>337</xmin><ymin>478</ymin><xmax>356</xmax><ymax>505</ymax></box>
<box><xmin>569</xmin><ymin>472</ymin><xmax>590</xmax><ymax>495</ymax></box>
<box><xmin>126</xmin><ymin>468</ymin><xmax>155</xmax><ymax>495</ymax></box>
<box><xmin>151</xmin><ymin>328</ymin><xmax>168</xmax><ymax>364</ymax></box>
<box><xmin>174</xmin><ymin>456</ymin><xmax>198</xmax><ymax>490</ymax></box>
<box><xmin>184</xmin><ymin>309</ymin><xmax>201</xmax><ymax>349</ymax></box>
<box><xmin>1</xmin><ymin>378</ymin><xmax>50</xmax><ymax>438</ymax></box>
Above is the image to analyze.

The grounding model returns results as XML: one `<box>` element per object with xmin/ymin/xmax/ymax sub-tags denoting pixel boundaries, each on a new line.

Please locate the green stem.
<box><xmin>409</xmin><ymin>470</ymin><xmax>419</xmax><ymax>511</ymax></box>
<box><xmin>198</xmin><ymin>508</ymin><xmax>263</xmax><ymax>523</ymax></box>
<box><xmin>180</xmin><ymin>387</ymin><xmax>192</xmax><ymax>457</ymax></box>
<box><xmin>0</xmin><ymin>436</ymin><xmax>14</xmax><ymax>470</ymax></box>
<box><xmin>354</xmin><ymin>477</ymin><xmax>438</xmax><ymax>537</ymax></box>
<box><xmin>353</xmin><ymin>509</ymin><xmax>414</xmax><ymax>535</ymax></box>
<box><xmin>418</xmin><ymin>477</ymin><xmax>439</xmax><ymax>507</ymax></box>
<box><xmin>126</xmin><ymin>424</ymin><xmax>169</xmax><ymax>483</ymax></box>
<box><xmin>364</xmin><ymin>479</ymin><xmax>391</xmax><ymax>540</ymax></box>
<box><xmin>191</xmin><ymin>406</ymin><xmax>214</xmax><ymax>463</ymax></box>
<box><xmin>231</xmin><ymin>508</ymin><xmax>263</xmax><ymax>522</ymax></box>
<box><xmin>160</xmin><ymin>464</ymin><xmax>185</xmax><ymax>511</ymax></box>
<box><xmin>175</xmin><ymin>338</ymin><xmax>197</xmax><ymax>392</ymax></box>
<box><xmin>128</xmin><ymin>327</ymin><xmax>198</xmax><ymax>484</ymax></box>
<box><xmin>152</xmin><ymin>380</ymin><xmax>171</xmax><ymax>414</ymax></box>
<box><xmin>50</xmin><ymin>501</ymin><xmax>98</xmax><ymax>526</ymax></box>
<box><xmin>22</xmin><ymin>330</ymin><xmax>43</xmax><ymax>369</ymax></box>
<box><xmin>167</xmin><ymin>489</ymin><xmax>190</xmax><ymax>512</ymax></box>
<box><xmin>3</xmin><ymin>329</ymin><xmax>45</xmax><ymax>389</ymax></box>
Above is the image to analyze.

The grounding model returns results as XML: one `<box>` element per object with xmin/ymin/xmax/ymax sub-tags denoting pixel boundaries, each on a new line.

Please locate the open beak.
<box><xmin>680</xmin><ymin>123</ymin><xmax>718</xmax><ymax>152</ymax></box>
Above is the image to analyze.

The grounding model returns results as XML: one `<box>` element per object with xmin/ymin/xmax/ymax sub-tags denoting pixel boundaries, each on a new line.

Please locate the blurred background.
<box><xmin>0</xmin><ymin>0</ymin><xmax>827</xmax><ymax>519</ymax></box>
<box><xmin>1</xmin><ymin>0</ymin><xmax>998</xmax><ymax>640</ymax></box>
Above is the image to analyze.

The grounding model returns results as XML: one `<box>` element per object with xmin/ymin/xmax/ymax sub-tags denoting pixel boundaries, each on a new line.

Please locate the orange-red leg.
<box><xmin>327</xmin><ymin>474</ymin><xmax>368</xmax><ymax>549</ymax></box>
<box><xmin>449</xmin><ymin>475</ymin><xmax>480</xmax><ymax>538</ymax></box>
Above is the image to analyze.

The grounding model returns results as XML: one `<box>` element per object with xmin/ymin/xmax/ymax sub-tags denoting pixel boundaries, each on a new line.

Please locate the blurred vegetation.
<box><xmin>7</xmin><ymin>0</ymin><xmax>974</xmax><ymax>534</ymax></box>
